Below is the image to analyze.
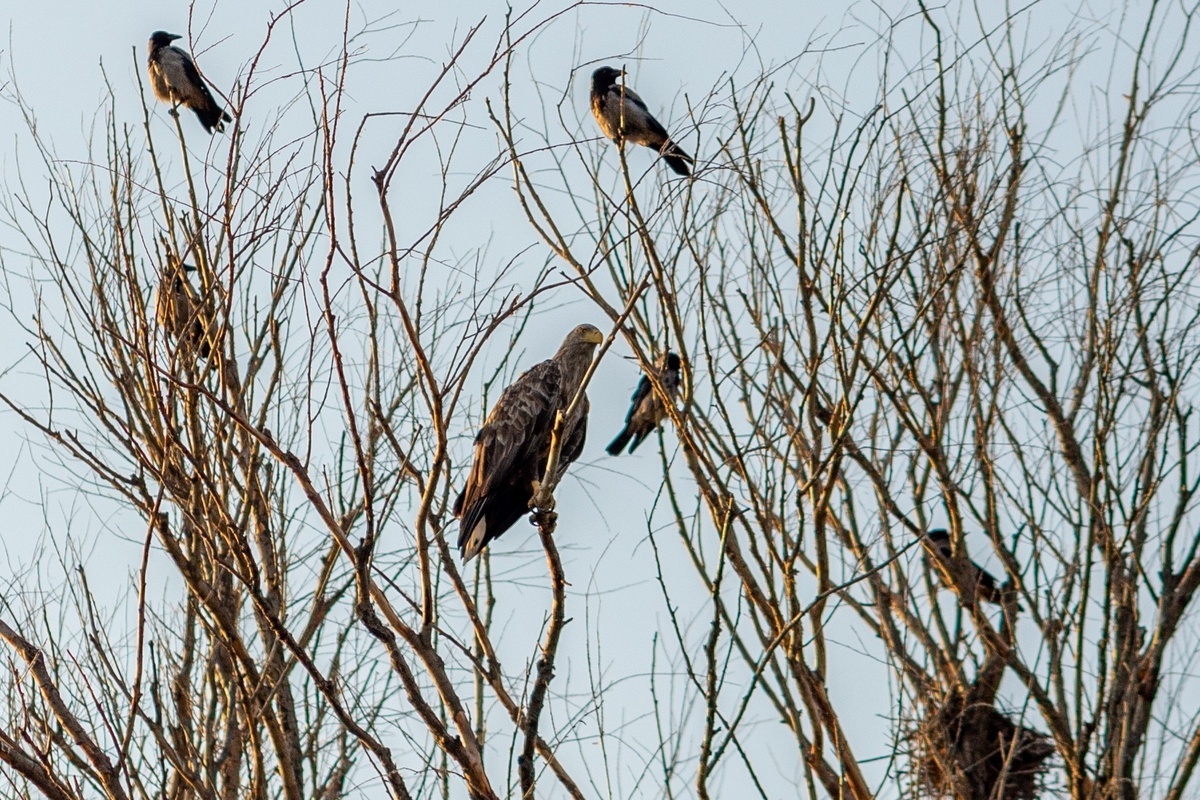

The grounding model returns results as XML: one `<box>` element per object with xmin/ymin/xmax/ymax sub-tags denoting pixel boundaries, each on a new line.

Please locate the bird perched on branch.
<box><xmin>590</xmin><ymin>66</ymin><xmax>693</xmax><ymax>176</ymax></box>
<box><xmin>147</xmin><ymin>31</ymin><xmax>232</xmax><ymax>134</ymax></box>
<box><xmin>455</xmin><ymin>324</ymin><xmax>604</xmax><ymax>562</ymax></box>
<box><xmin>156</xmin><ymin>254</ymin><xmax>213</xmax><ymax>360</ymax></box>
<box><xmin>607</xmin><ymin>352</ymin><xmax>681</xmax><ymax>455</ymax></box>
<box><xmin>921</xmin><ymin>529</ymin><xmax>1021</xmax><ymax>609</ymax></box>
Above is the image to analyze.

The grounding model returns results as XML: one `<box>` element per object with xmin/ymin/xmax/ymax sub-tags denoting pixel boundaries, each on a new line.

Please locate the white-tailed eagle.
<box><xmin>455</xmin><ymin>324</ymin><xmax>604</xmax><ymax>561</ymax></box>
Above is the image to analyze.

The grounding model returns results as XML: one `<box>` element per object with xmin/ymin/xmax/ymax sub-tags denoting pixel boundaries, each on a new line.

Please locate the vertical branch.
<box><xmin>518</xmin><ymin>509</ymin><xmax>568</xmax><ymax>799</ymax></box>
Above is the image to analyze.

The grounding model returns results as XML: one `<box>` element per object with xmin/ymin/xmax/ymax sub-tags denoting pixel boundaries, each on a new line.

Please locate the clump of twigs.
<box><xmin>908</xmin><ymin>690</ymin><xmax>1055</xmax><ymax>800</ymax></box>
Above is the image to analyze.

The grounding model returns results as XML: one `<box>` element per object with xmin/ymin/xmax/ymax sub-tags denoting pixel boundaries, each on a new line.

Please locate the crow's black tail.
<box><xmin>626</xmin><ymin>429</ymin><xmax>652</xmax><ymax>454</ymax></box>
<box><xmin>194</xmin><ymin>90</ymin><xmax>231</xmax><ymax>134</ymax></box>
<box><xmin>606</xmin><ymin>427</ymin><xmax>633</xmax><ymax>456</ymax></box>
<box><xmin>660</xmin><ymin>140</ymin><xmax>693</xmax><ymax>176</ymax></box>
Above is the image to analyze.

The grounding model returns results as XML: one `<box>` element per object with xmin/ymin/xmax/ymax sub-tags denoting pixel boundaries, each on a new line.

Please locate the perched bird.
<box><xmin>590</xmin><ymin>66</ymin><xmax>693</xmax><ymax>176</ymax></box>
<box><xmin>455</xmin><ymin>324</ymin><xmax>605</xmax><ymax>561</ymax></box>
<box><xmin>147</xmin><ymin>31</ymin><xmax>232</xmax><ymax>134</ymax></box>
<box><xmin>156</xmin><ymin>254</ymin><xmax>213</xmax><ymax>360</ymax></box>
<box><xmin>606</xmin><ymin>352</ymin><xmax>682</xmax><ymax>455</ymax></box>
<box><xmin>921</xmin><ymin>529</ymin><xmax>1020</xmax><ymax>609</ymax></box>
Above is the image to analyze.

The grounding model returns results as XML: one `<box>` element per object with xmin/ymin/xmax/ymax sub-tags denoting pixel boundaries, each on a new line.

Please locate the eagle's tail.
<box><xmin>456</xmin><ymin>492</ymin><xmax>529</xmax><ymax>562</ymax></box>
<box><xmin>459</xmin><ymin>514</ymin><xmax>489</xmax><ymax>563</ymax></box>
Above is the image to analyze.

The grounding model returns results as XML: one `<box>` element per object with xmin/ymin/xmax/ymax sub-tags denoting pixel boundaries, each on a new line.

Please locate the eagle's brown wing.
<box><xmin>456</xmin><ymin>360</ymin><xmax>563</xmax><ymax>561</ymax></box>
<box><xmin>557</xmin><ymin>396</ymin><xmax>588</xmax><ymax>479</ymax></box>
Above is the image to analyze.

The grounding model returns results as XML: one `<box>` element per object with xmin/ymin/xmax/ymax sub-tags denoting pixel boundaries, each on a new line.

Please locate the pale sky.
<box><xmin>0</xmin><ymin>1</ymin><xmax>1124</xmax><ymax>797</ymax></box>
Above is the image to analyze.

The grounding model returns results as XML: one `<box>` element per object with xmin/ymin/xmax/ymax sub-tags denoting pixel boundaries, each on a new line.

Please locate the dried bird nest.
<box><xmin>907</xmin><ymin>691</ymin><xmax>1055</xmax><ymax>800</ymax></box>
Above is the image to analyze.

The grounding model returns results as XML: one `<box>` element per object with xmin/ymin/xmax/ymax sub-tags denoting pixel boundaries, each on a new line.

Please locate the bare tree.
<box><xmin>3</xmin><ymin>2</ymin><xmax>1200</xmax><ymax>800</ymax></box>
<box><xmin>0</xmin><ymin>3</ymin><xmax>598</xmax><ymax>798</ymax></box>
<box><xmin>494</xmin><ymin>2</ymin><xmax>1200</xmax><ymax>799</ymax></box>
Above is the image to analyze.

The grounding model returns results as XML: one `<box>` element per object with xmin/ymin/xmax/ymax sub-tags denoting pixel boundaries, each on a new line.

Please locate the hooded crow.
<box><xmin>922</xmin><ymin>529</ymin><xmax>1021</xmax><ymax>610</ymax></box>
<box><xmin>156</xmin><ymin>253</ymin><xmax>214</xmax><ymax>360</ymax></box>
<box><xmin>607</xmin><ymin>352</ymin><xmax>681</xmax><ymax>455</ymax></box>
<box><xmin>147</xmin><ymin>31</ymin><xmax>232</xmax><ymax>134</ymax></box>
<box><xmin>590</xmin><ymin>66</ymin><xmax>693</xmax><ymax>176</ymax></box>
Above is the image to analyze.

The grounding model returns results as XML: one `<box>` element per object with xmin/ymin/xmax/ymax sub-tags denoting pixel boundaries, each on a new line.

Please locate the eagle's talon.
<box><xmin>532</xmin><ymin>509</ymin><xmax>558</xmax><ymax>530</ymax></box>
<box><xmin>530</xmin><ymin>481</ymin><xmax>556</xmax><ymax>513</ymax></box>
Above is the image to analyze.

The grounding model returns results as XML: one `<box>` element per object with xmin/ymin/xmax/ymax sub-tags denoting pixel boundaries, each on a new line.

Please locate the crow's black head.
<box><xmin>169</xmin><ymin>263</ymin><xmax>197</xmax><ymax>290</ymax></box>
<box><xmin>664</xmin><ymin>352</ymin><xmax>682</xmax><ymax>372</ymax></box>
<box><xmin>149</xmin><ymin>31</ymin><xmax>182</xmax><ymax>49</ymax></box>
<box><xmin>926</xmin><ymin>528</ymin><xmax>950</xmax><ymax>543</ymax></box>
<box><xmin>591</xmin><ymin>66</ymin><xmax>623</xmax><ymax>93</ymax></box>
